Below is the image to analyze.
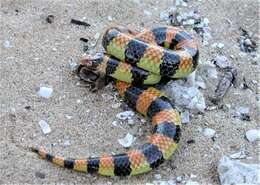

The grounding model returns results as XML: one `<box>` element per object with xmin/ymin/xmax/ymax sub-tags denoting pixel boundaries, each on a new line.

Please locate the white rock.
<box><xmin>63</xmin><ymin>139</ymin><xmax>70</xmax><ymax>147</ymax></box>
<box><xmin>183</xmin><ymin>19</ymin><xmax>195</xmax><ymax>25</ymax></box>
<box><xmin>218</xmin><ymin>156</ymin><xmax>260</xmax><ymax>185</ymax></box>
<box><xmin>3</xmin><ymin>40</ymin><xmax>11</xmax><ymax>48</ymax></box>
<box><xmin>116</xmin><ymin>111</ymin><xmax>135</xmax><ymax>120</ymax></box>
<box><xmin>185</xmin><ymin>181</ymin><xmax>200</xmax><ymax>185</ymax></box>
<box><xmin>154</xmin><ymin>174</ymin><xmax>162</xmax><ymax>180</ymax></box>
<box><xmin>181</xmin><ymin>110</ymin><xmax>190</xmax><ymax>124</ymax></box>
<box><xmin>163</xmin><ymin>80</ymin><xmax>206</xmax><ymax>113</ymax></box>
<box><xmin>202</xmin><ymin>128</ymin><xmax>216</xmax><ymax>138</ymax></box>
<box><xmin>37</xmin><ymin>87</ymin><xmax>53</xmax><ymax>98</ymax></box>
<box><xmin>203</xmin><ymin>17</ymin><xmax>210</xmax><ymax>26</ymax></box>
<box><xmin>118</xmin><ymin>133</ymin><xmax>136</xmax><ymax>148</ymax></box>
<box><xmin>207</xmin><ymin>66</ymin><xmax>218</xmax><ymax>79</ymax></box>
<box><xmin>68</xmin><ymin>58</ymin><xmax>77</xmax><ymax>71</ymax></box>
<box><xmin>107</xmin><ymin>16</ymin><xmax>113</xmax><ymax>21</ymax></box>
<box><xmin>38</xmin><ymin>120</ymin><xmax>51</xmax><ymax>134</ymax></box>
<box><xmin>211</xmin><ymin>42</ymin><xmax>224</xmax><ymax>49</ymax></box>
<box><xmin>112</xmin><ymin>120</ymin><xmax>118</xmax><ymax>126</ymax></box>
<box><xmin>176</xmin><ymin>176</ymin><xmax>183</xmax><ymax>183</ymax></box>
<box><xmin>245</xmin><ymin>129</ymin><xmax>260</xmax><ymax>142</ymax></box>
<box><xmin>229</xmin><ymin>150</ymin><xmax>248</xmax><ymax>159</ymax></box>
<box><xmin>65</xmin><ymin>114</ymin><xmax>73</xmax><ymax>120</ymax></box>
<box><xmin>160</xmin><ymin>6</ymin><xmax>175</xmax><ymax>22</ymax></box>
<box><xmin>94</xmin><ymin>32</ymin><xmax>100</xmax><ymax>40</ymax></box>
<box><xmin>76</xmin><ymin>99</ymin><xmax>82</xmax><ymax>104</ymax></box>
<box><xmin>214</xmin><ymin>55</ymin><xmax>231</xmax><ymax>68</ymax></box>
<box><xmin>127</xmin><ymin>119</ymin><xmax>134</xmax><ymax>125</ymax></box>
<box><xmin>144</xmin><ymin>10</ymin><xmax>152</xmax><ymax>16</ymax></box>
<box><xmin>111</xmin><ymin>103</ymin><xmax>121</xmax><ymax>109</ymax></box>
<box><xmin>237</xmin><ymin>106</ymin><xmax>250</xmax><ymax>115</ymax></box>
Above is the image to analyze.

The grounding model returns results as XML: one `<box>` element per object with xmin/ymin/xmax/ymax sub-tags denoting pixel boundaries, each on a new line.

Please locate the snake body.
<box><xmin>31</xmin><ymin>26</ymin><xmax>199</xmax><ymax>176</ymax></box>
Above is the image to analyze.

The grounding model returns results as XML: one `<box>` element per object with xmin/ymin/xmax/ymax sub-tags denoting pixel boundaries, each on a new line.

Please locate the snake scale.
<box><xmin>31</xmin><ymin>26</ymin><xmax>199</xmax><ymax>176</ymax></box>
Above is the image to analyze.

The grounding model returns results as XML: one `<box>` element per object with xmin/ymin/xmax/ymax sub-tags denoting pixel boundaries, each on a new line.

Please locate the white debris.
<box><xmin>206</xmin><ymin>66</ymin><xmax>218</xmax><ymax>79</ymax></box>
<box><xmin>68</xmin><ymin>58</ymin><xmax>78</xmax><ymax>71</ymax></box>
<box><xmin>176</xmin><ymin>176</ymin><xmax>183</xmax><ymax>183</ymax></box>
<box><xmin>218</xmin><ymin>156</ymin><xmax>260</xmax><ymax>185</ymax></box>
<box><xmin>154</xmin><ymin>174</ymin><xmax>162</xmax><ymax>180</ymax></box>
<box><xmin>143</xmin><ymin>10</ymin><xmax>152</xmax><ymax>16</ymax></box>
<box><xmin>181</xmin><ymin>110</ymin><xmax>190</xmax><ymax>124</ymax></box>
<box><xmin>107</xmin><ymin>16</ymin><xmax>113</xmax><ymax>21</ymax></box>
<box><xmin>3</xmin><ymin>40</ymin><xmax>11</xmax><ymax>48</ymax></box>
<box><xmin>65</xmin><ymin>114</ymin><xmax>73</xmax><ymax>120</ymax></box>
<box><xmin>185</xmin><ymin>181</ymin><xmax>200</xmax><ymax>185</ymax></box>
<box><xmin>118</xmin><ymin>133</ymin><xmax>136</xmax><ymax>148</ymax></box>
<box><xmin>245</xmin><ymin>129</ymin><xmax>260</xmax><ymax>142</ymax></box>
<box><xmin>163</xmin><ymin>80</ymin><xmax>206</xmax><ymax>113</ymax></box>
<box><xmin>127</xmin><ymin>119</ymin><xmax>134</xmax><ymax>125</ymax></box>
<box><xmin>211</xmin><ymin>42</ymin><xmax>225</xmax><ymax>49</ymax></box>
<box><xmin>195</xmin><ymin>76</ymin><xmax>206</xmax><ymax>89</ymax></box>
<box><xmin>160</xmin><ymin>6</ymin><xmax>176</xmax><ymax>22</ymax></box>
<box><xmin>213</xmin><ymin>55</ymin><xmax>231</xmax><ymax>68</ymax></box>
<box><xmin>63</xmin><ymin>139</ymin><xmax>70</xmax><ymax>147</ymax></box>
<box><xmin>183</xmin><ymin>19</ymin><xmax>195</xmax><ymax>26</ymax></box>
<box><xmin>203</xmin><ymin>18</ymin><xmax>210</xmax><ymax>26</ymax></box>
<box><xmin>76</xmin><ymin>99</ymin><xmax>82</xmax><ymax>104</ymax></box>
<box><xmin>202</xmin><ymin>128</ymin><xmax>216</xmax><ymax>138</ymax></box>
<box><xmin>94</xmin><ymin>32</ymin><xmax>100</xmax><ymax>40</ymax></box>
<box><xmin>229</xmin><ymin>150</ymin><xmax>248</xmax><ymax>159</ymax></box>
<box><xmin>111</xmin><ymin>103</ymin><xmax>121</xmax><ymax>109</ymax></box>
<box><xmin>112</xmin><ymin>120</ymin><xmax>118</xmax><ymax>127</ymax></box>
<box><xmin>236</xmin><ymin>106</ymin><xmax>250</xmax><ymax>121</ymax></box>
<box><xmin>38</xmin><ymin>120</ymin><xmax>51</xmax><ymax>134</ymax></box>
<box><xmin>37</xmin><ymin>87</ymin><xmax>53</xmax><ymax>98</ymax></box>
<box><xmin>116</xmin><ymin>111</ymin><xmax>135</xmax><ymax>120</ymax></box>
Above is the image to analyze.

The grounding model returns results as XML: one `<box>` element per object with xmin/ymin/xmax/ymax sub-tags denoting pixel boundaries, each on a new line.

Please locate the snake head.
<box><xmin>76</xmin><ymin>54</ymin><xmax>106</xmax><ymax>92</ymax></box>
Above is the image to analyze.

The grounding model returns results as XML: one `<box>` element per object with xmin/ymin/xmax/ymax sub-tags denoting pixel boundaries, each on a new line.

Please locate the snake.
<box><xmin>31</xmin><ymin>26</ymin><xmax>199</xmax><ymax>176</ymax></box>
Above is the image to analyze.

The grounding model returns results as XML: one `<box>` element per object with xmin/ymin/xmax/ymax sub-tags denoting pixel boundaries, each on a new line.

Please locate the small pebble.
<box><xmin>107</xmin><ymin>16</ymin><xmax>113</xmax><ymax>21</ymax></box>
<box><xmin>181</xmin><ymin>110</ymin><xmax>190</xmax><ymax>124</ymax></box>
<box><xmin>112</xmin><ymin>120</ymin><xmax>118</xmax><ymax>126</ymax></box>
<box><xmin>176</xmin><ymin>176</ymin><xmax>183</xmax><ymax>183</ymax></box>
<box><xmin>229</xmin><ymin>150</ymin><xmax>248</xmax><ymax>159</ymax></box>
<box><xmin>35</xmin><ymin>171</ymin><xmax>46</xmax><ymax>179</ymax></box>
<box><xmin>127</xmin><ymin>119</ymin><xmax>134</xmax><ymax>125</ymax></box>
<box><xmin>214</xmin><ymin>55</ymin><xmax>231</xmax><ymax>68</ymax></box>
<box><xmin>63</xmin><ymin>139</ymin><xmax>71</xmax><ymax>147</ymax></box>
<box><xmin>143</xmin><ymin>10</ymin><xmax>152</xmax><ymax>16</ymax></box>
<box><xmin>65</xmin><ymin>114</ymin><xmax>73</xmax><ymax>120</ymax></box>
<box><xmin>76</xmin><ymin>99</ymin><xmax>82</xmax><ymax>104</ymax></box>
<box><xmin>245</xmin><ymin>129</ymin><xmax>260</xmax><ymax>142</ymax></box>
<box><xmin>111</xmin><ymin>103</ymin><xmax>121</xmax><ymax>109</ymax></box>
<box><xmin>236</xmin><ymin>106</ymin><xmax>250</xmax><ymax>121</ymax></box>
<box><xmin>68</xmin><ymin>58</ymin><xmax>78</xmax><ymax>71</ymax></box>
<box><xmin>154</xmin><ymin>174</ymin><xmax>162</xmax><ymax>180</ymax></box>
<box><xmin>38</xmin><ymin>120</ymin><xmax>51</xmax><ymax>135</ymax></box>
<box><xmin>116</xmin><ymin>111</ymin><xmax>135</xmax><ymax>120</ymax></box>
<box><xmin>46</xmin><ymin>15</ymin><xmax>54</xmax><ymax>23</ymax></box>
<box><xmin>118</xmin><ymin>133</ymin><xmax>136</xmax><ymax>148</ymax></box>
<box><xmin>3</xmin><ymin>40</ymin><xmax>11</xmax><ymax>48</ymax></box>
<box><xmin>37</xmin><ymin>87</ymin><xmax>53</xmax><ymax>98</ymax></box>
<box><xmin>202</xmin><ymin>128</ymin><xmax>216</xmax><ymax>138</ymax></box>
<box><xmin>94</xmin><ymin>32</ymin><xmax>100</xmax><ymax>40</ymax></box>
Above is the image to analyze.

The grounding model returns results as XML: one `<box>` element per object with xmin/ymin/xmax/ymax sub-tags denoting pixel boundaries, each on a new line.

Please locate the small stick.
<box><xmin>79</xmin><ymin>37</ymin><xmax>89</xmax><ymax>43</ymax></box>
<box><xmin>71</xmin><ymin>19</ymin><xmax>90</xmax><ymax>27</ymax></box>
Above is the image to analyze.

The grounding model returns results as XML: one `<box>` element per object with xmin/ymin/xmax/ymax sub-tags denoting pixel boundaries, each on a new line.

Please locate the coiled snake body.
<box><xmin>31</xmin><ymin>26</ymin><xmax>199</xmax><ymax>176</ymax></box>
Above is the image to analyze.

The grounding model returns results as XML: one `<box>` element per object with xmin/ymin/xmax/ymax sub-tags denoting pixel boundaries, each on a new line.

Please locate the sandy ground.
<box><xmin>0</xmin><ymin>0</ymin><xmax>259</xmax><ymax>184</ymax></box>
